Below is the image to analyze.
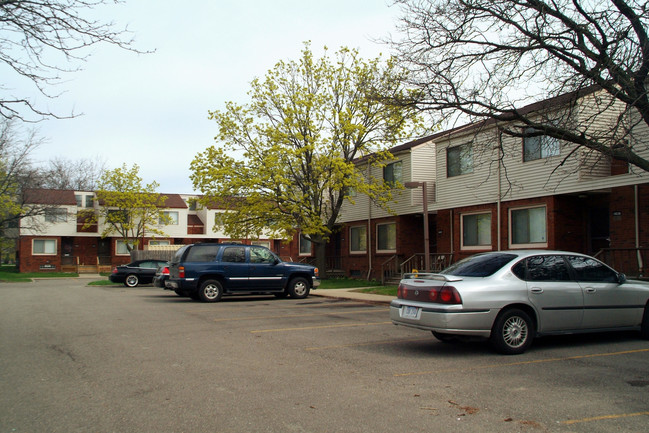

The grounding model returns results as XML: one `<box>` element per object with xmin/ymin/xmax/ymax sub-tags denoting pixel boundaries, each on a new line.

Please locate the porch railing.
<box><xmin>381</xmin><ymin>255</ymin><xmax>401</xmax><ymax>285</ymax></box>
<box><xmin>399</xmin><ymin>253</ymin><xmax>454</xmax><ymax>274</ymax></box>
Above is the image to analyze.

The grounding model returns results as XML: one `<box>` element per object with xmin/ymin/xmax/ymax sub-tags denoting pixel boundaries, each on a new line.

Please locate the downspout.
<box><xmin>366</xmin><ymin>162</ymin><xmax>373</xmax><ymax>280</ymax></box>
<box><xmin>635</xmin><ymin>185</ymin><xmax>644</xmax><ymax>277</ymax></box>
<box><xmin>497</xmin><ymin>130</ymin><xmax>502</xmax><ymax>251</ymax></box>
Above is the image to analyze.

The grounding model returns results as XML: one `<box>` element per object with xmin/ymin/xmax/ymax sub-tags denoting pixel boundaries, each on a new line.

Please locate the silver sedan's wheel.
<box><xmin>288</xmin><ymin>277</ymin><xmax>310</xmax><ymax>299</ymax></box>
<box><xmin>490</xmin><ymin>309</ymin><xmax>534</xmax><ymax>355</ymax></box>
<box><xmin>125</xmin><ymin>274</ymin><xmax>139</xmax><ymax>287</ymax></box>
<box><xmin>199</xmin><ymin>279</ymin><xmax>223</xmax><ymax>303</ymax></box>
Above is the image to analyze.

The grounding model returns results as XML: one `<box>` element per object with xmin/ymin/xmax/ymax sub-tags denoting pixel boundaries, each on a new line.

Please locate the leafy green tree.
<box><xmin>94</xmin><ymin>163</ymin><xmax>169</xmax><ymax>253</ymax></box>
<box><xmin>191</xmin><ymin>44</ymin><xmax>425</xmax><ymax>272</ymax></box>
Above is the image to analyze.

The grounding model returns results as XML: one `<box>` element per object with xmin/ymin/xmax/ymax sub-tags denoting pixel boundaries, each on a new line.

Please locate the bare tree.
<box><xmin>0</xmin><ymin>0</ymin><xmax>146</xmax><ymax>121</ymax></box>
<box><xmin>390</xmin><ymin>0</ymin><xmax>649</xmax><ymax>172</ymax></box>
<box><xmin>40</xmin><ymin>156</ymin><xmax>106</xmax><ymax>190</ymax></box>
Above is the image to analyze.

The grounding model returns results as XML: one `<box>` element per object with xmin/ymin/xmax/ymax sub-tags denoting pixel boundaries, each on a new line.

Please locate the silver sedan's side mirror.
<box><xmin>618</xmin><ymin>273</ymin><xmax>627</xmax><ymax>284</ymax></box>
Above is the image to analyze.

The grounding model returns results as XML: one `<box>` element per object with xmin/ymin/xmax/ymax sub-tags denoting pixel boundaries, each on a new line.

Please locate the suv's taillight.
<box><xmin>178</xmin><ymin>266</ymin><xmax>185</xmax><ymax>278</ymax></box>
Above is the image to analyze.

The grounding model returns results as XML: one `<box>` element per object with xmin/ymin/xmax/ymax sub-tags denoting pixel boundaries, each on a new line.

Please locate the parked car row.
<box><xmin>108</xmin><ymin>247</ymin><xmax>649</xmax><ymax>355</ymax></box>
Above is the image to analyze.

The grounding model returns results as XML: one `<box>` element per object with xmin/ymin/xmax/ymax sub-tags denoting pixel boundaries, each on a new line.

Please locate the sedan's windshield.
<box><xmin>443</xmin><ymin>253</ymin><xmax>518</xmax><ymax>277</ymax></box>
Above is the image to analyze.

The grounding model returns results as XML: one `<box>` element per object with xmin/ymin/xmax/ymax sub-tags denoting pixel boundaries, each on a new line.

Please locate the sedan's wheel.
<box><xmin>199</xmin><ymin>279</ymin><xmax>223</xmax><ymax>303</ymax></box>
<box><xmin>641</xmin><ymin>305</ymin><xmax>649</xmax><ymax>340</ymax></box>
<box><xmin>432</xmin><ymin>331</ymin><xmax>459</xmax><ymax>343</ymax></box>
<box><xmin>124</xmin><ymin>274</ymin><xmax>139</xmax><ymax>287</ymax></box>
<box><xmin>490</xmin><ymin>308</ymin><xmax>534</xmax><ymax>355</ymax></box>
<box><xmin>288</xmin><ymin>277</ymin><xmax>310</xmax><ymax>299</ymax></box>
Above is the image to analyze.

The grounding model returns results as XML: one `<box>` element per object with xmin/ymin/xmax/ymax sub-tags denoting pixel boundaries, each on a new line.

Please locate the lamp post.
<box><xmin>405</xmin><ymin>181</ymin><xmax>429</xmax><ymax>272</ymax></box>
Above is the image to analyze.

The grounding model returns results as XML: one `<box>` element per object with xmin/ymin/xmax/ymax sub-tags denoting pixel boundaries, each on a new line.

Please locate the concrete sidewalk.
<box><xmin>310</xmin><ymin>288</ymin><xmax>393</xmax><ymax>304</ymax></box>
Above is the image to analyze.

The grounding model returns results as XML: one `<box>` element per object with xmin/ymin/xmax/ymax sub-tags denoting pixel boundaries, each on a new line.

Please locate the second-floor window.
<box><xmin>447</xmin><ymin>143</ymin><xmax>473</xmax><ymax>177</ymax></box>
<box><xmin>383</xmin><ymin>161</ymin><xmax>402</xmax><ymax>186</ymax></box>
<box><xmin>523</xmin><ymin>128</ymin><xmax>559</xmax><ymax>161</ymax></box>
<box><xmin>45</xmin><ymin>208</ymin><xmax>67</xmax><ymax>223</ymax></box>
<box><xmin>160</xmin><ymin>211</ymin><xmax>179</xmax><ymax>225</ymax></box>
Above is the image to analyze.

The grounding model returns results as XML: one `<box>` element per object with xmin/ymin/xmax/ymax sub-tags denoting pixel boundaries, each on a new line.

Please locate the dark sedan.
<box><xmin>109</xmin><ymin>260</ymin><xmax>168</xmax><ymax>287</ymax></box>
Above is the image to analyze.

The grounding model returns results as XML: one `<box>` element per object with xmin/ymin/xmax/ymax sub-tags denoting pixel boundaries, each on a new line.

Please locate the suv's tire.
<box><xmin>489</xmin><ymin>308</ymin><xmax>535</xmax><ymax>355</ymax></box>
<box><xmin>287</xmin><ymin>277</ymin><xmax>310</xmax><ymax>299</ymax></box>
<box><xmin>124</xmin><ymin>274</ymin><xmax>139</xmax><ymax>287</ymax></box>
<box><xmin>199</xmin><ymin>279</ymin><xmax>223</xmax><ymax>302</ymax></box>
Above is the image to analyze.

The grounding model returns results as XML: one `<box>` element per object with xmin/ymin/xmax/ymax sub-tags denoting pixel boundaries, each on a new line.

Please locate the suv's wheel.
<box><xmin>199</xmin><ymin>279</ymin><xmax>223</xmax><ymax>302</ymax></box>
<box><xmin>287</xmin><ymin>277</ymin><xmax>310</xmax><ymax>299</ymax></box>
<box><xmin>489</xmin><ymin>308</ymin><xmax>535</xmax><ymax>355</ymax></box>
<box><xmin>124</xmin><ymin>274</ymin><xmax>139</xmax><ymax>287</ymax></box>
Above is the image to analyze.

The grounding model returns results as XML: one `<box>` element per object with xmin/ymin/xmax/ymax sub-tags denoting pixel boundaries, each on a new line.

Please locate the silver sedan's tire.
<box><xmin>198</xmin><ymin>279</ymin><xmax>223</xmax><ymax>303</ymax></box>
<box><xmin>287</xmin><ymin>277</ymin><xmax>310</xmax><ymax>299</ymax></box>
<box><xmin>490</xmin><ymin>308</ymin><xmax>534</xmax><ymax>355</ymax></box>
<box><xmin>641</xmin><ymin>305</ymin><xmax>649</xmax><ymax>340</ymax></box>
<box><xmin>124</xmin><ymin>274</ymin><xmax>139</xmax><ymax>287</ymax></box>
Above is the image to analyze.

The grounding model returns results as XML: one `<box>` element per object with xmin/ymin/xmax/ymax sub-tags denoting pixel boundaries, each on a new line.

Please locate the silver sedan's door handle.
<box><xmin>584</xmin><ymin>287</ymin><xmax>596</xmax><ymax>293</ymax></box>
<box><xmin>530</xmin><ymin>288</ymin><xmax>544</xmax><ymax>294</ymax></box>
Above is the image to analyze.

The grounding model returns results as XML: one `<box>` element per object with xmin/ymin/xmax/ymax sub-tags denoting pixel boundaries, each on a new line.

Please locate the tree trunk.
<box><xmin>312</xmin><ymin>236</ymin><xmax>328</xmax><ymax>280</ymax></box>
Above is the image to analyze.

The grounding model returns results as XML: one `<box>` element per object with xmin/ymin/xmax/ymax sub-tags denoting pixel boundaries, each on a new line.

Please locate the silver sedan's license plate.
<box><xmin>402</xmin><ymin>306</ymin><xmax>421</xmax><ymax>320</ymax></box>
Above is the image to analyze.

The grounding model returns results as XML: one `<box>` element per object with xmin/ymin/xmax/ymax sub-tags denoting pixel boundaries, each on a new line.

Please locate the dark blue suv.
<box><xmin>165</xmin><ymin>243</ymin><xmax>320</xmax><ymax>302</ymax></box>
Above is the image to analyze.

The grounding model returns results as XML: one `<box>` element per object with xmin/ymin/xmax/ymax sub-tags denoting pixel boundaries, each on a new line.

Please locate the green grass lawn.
<box><xmin>0</xmin><ymin>266</ymin><xmax>78</xmax><ymax>282</ymax></box>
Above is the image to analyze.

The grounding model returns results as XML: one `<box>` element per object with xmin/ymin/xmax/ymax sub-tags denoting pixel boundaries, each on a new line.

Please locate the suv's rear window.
<box><xmin>185</xmin><ymin>245</ymin><xmax>220</xmax><ymax>262</ymax></box>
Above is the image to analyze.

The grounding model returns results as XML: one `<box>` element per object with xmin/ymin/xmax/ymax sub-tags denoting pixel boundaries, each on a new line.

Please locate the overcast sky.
<box><xmin>22</xmin><ymin>1</ymin><xmax>401</xmax><ymax>194</ymax></box>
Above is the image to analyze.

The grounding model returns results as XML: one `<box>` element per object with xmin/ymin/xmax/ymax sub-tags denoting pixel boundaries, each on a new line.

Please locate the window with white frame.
<box><xmin>383</xmin><ymin>161</ymin><xmax>402</xmax><ymax>186</ymax></box>
<box><xmin>116</xmin><ymin>239</ymin><xmax>135</xmax><ymax>255</ymax></box>
<box><xmin>510</xmin><ymin>206</ymin><xmax>547</xmax><ymax>247</ymax></box>
<box><xmin>160</xmin><ymin>211</ymin><xmax>179</xmax><ymax>225</ymax></box>
<box><xmin>299</xmin><ymin>235</ymin><xmax>312</xmax><ymax>255</ymax></box>
<box><xmin>44</xmin><ymin>208</ymin><xmax>67</xmax><ymax>223</ymax></box>
<box><xmin>33</xmin><ymin>239</ymin><xmax>57</xmax><ymax>255</ymax></box>
<box><xmin>447</xmin><ymin>143</ymin><xmax>473</xmax><ymax>177</ymax></box>
<box><xmin>85</xmin><ymin>195</ymin><xmax>94</xmax><ymax>208</ymax></box>
<box><xmin>461</xmin><ymin>212</ymin><xmax>492</xmax><ymax>249</ymax></box>
<box><xmin>523</xmin><ymin>128</ymin><xmax>560</xmax><ymax>161</ymax></box>
<box><xmin>376</xmin><ymin>222</ymin><xmax>396</xmax><ymax>252</ymax></box>
<box><xmin>350</xmin><ymin>225</ymin><xmax>367</xmax><ymax>253</ymax></box>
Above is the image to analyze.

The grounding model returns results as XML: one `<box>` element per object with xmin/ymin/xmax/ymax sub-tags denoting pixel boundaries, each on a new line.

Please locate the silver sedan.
<box><xmin>390</xmin><ymin>250</ymin><xmax>649</xmax><ymax>354</ymax></box>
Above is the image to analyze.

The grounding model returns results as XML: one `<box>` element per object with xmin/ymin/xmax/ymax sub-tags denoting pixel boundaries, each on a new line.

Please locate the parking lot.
<box><xmin>1</xmin><ymin>278</ymin><xmax>648</xmax><ymax>432</ymax></box>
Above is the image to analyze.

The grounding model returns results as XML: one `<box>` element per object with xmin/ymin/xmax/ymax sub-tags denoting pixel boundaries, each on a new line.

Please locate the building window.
<box><xmin>383</xmin><ymin>161</ymin><xmax>402</xmax><ymax>186</ymax></box>
<box><xmin>44</xmin><ymin>208</ymin><xmax>67</xmax><ymax>223</ymax></box>
<box><xmin>75</xmin><ymin>194</ymin><xmax>82</xmax><ymax>207</ymax></box>
<box><xmin>523</xmin><ymin>128</ymin><xmax>559</xmax><ymax>161</ymax></box>
<box><xmin>510</xmin><ymin>206</ymin><xmax>547</xmax><ymax>247</ymax></box>
<box><xmin>350</xmin><ymin>225</ymin><xmax>367</xmax><ymax>253</ymax></box>
<box><xmin>33</xmin><ymin>239</ymin><xmax>57</xmax><ymax>255</ymax></box>
<box><xmin>299</xmin><ymin>235</ymin><xmax>312</xmax><ymax>256</ymax></box>
<box><xmin>85</xmin><ymin>195</ymin><xmax>94</xmax><ymax>208</ymax></box>
<box><xmin>376</xmin><ymin>222</ymin><xmax>396</xmax><ymax>252</ymax></box>
<box><xmin>251</xmin><ymin>240</ymin><xmax>271</xmax><ymax>249</ymax></box>
<box><xmin>447</xmin><ymin>143</ymin><xmax>473</xmax><ymax>177</ymax></box>
<box><xmin>160</xmin><ymin>211</ymin><xmax>179</xmax><ymax>225</ymax></box>
<box><xmin>116</xmin><ymin>239</ymin><xmax>135</xmax><ymax>255</ymax></box>
<box><xmin>461</xmin><ymin>212</ymin><xmax>492</xmax><ymax>249</ymax></box>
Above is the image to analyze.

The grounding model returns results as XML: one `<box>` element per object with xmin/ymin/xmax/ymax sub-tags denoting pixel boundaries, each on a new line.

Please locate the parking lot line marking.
<box><xmin>250</xmin><ymin>321</ymin><xmax>392</xmax><ymax>333</ymax></box>
<box><xmin>213</xmin><ymin>308</ymin><xmax>388</xmax><ymax>323</ymax></box>
<box><xmin>393</xmin><ymin>348</ymin><xmax>649</xmax><ymax>377</ymax></box>
<box><xmin>561</xmin><ymin>411</ymin><xmax>649</xmax><ymax>425</ymax></box>
<box><xmin>305</xmin><ymin>337</ymin><xmax>431</xmax><ymax>351</ymax></box>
